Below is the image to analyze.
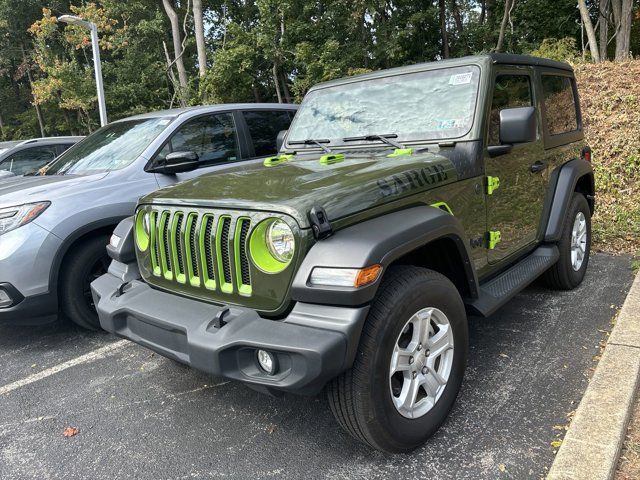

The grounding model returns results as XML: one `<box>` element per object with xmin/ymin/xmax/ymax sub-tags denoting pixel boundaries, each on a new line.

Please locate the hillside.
<box><xmin>574</xmin><ymin>60</ymin><xmax>640</xmax><ymax>254</ymax></box>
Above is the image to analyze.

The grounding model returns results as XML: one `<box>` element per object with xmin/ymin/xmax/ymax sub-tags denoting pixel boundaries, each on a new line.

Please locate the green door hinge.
<box><xmin>487</xmin><ymin>231</ymin><xmax>502</xmax><ymax>249</ymax></box>
<box><xmin>486</xmin><ymin>176</ymin><xmax>500</xmax><ymax>195</ymax></box>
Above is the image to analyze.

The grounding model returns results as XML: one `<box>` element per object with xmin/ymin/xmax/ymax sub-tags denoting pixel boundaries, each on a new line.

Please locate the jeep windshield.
<box><xmin>43</xmin><ymin>117</ymin><xmax>172</xmax><ymax>175</ymax></box>
<box><xmin>287</xmin><ymin>65</ymin><xmax>480</xmax><ymax>146</ymax></box>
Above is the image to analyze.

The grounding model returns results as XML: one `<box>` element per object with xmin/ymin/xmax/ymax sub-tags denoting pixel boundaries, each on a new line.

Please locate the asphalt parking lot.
<box><xmin>0</xmin><ymin>253</ymin><xmax>634</xmax><ymax>480</ymax></box>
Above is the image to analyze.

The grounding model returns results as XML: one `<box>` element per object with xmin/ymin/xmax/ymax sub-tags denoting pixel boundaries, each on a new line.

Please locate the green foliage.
<box><xmin>530</xmin><ymin>37</ymin><xmax>581</xmax><ymax>63</ymax></box>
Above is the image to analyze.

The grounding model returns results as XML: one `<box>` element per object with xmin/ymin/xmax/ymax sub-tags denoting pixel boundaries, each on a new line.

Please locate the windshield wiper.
<box><xmin>288</xmin><ymin>138</ymin><xmax>332</xmax><ymax>153</ymax></box>
<box><xmin>343</xmin><ymin>134</ymin><xmax>406</xmax><ymax>149</ymax></box>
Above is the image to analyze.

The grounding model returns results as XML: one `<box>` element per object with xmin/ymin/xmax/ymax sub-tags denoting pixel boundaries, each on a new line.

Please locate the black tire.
<box><xmin>59</xmin><ymin>235</ymin><xmax>111</xmax><ymax>330</ymax></box>
<box><xmin>543</xmin><ymin>193</ymin><xmax>591</xmax><ymax>290</ymax></box>
<box><xmin>327</xmin><ymin>266</ymin><xmax>468</xmax><ymax>453</ymax></box>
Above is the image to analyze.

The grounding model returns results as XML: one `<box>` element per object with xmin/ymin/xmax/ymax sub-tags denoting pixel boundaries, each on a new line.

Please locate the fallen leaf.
<box><xmin>63</xmin><ymin>427</ymin><xmax>79</xmax><ymax>438</ymax></box>
<box><xmin>266</xmin><ymin>424</ymin><xmax>276</xmax><ymax>434</ymax></box>
<box><xmin>498</xmin><ymin>463</ymin><xmax>506</xmax><ymax>472</ymax></box>
<box><xmin>551</xmin><ymin>440</ymin><xmax>563</xmax><ymax>448</ymax></box>
<box><xmin>499</xmin><ymin>353</ymin><xmax>509</xmax><ymax>358</ymax></box>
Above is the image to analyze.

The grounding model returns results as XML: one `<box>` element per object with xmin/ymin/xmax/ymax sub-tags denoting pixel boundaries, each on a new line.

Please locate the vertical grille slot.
<box><xmin>235</xmin><ymin>218</ymin><xmax>252</xmax><ymax>295</ymax></box>
<box><xmin>199</xmin><ymin>214</ymin><xmax>216</xmax><ymax>289</ymax></box>
<box><xmin>185</xmin><ymin>213</ymin><xmax>200</xmax><ymax>286</ymax></box>
<box><xmin>158</xmin><ymin>211</ymin><xmax>172</xmax><ymax>280</ymax></box>
<box><xmin>216</xmin><ymin>216</ymin><xmax>233</xmax><ymax>293</ymax></box>
<box><xmin>171</xmin><ymin>212</ymin><xmax>186</xmax><ymax>283</ymax></box>
<box><xmin>149</xmin><ymin>210</ymin><xmax>160</xmax><ymax>276</ymax></box>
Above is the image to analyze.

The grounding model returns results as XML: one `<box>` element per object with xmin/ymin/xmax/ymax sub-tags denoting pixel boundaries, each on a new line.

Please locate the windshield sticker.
<box><xmin>449</xmin><ymin>72</ymin><xmax>473</xmax><ymax>85</ymax></box>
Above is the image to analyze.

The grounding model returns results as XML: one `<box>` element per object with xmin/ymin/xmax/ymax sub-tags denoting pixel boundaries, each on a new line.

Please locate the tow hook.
<box><xmin>115</xmin><ymin>282</ymin><xmax>131</xmax><ymax>298</ymax></box>
<box><xmin>212</xmin><ymin>307</ymin><xmax>230</xmax><ymax>329</ymax></box>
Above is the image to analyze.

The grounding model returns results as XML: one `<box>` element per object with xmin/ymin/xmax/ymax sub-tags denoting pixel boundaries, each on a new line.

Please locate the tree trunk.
<box><xmin>192</xmin><ymin>0</ymin><xmax>207</xmax><ymax>76</ymax></box>
<box><xmin>599</xmin><ymin>0</ymin><xmax>610</xmax><ymax>61</ymax></box>
<box><xmin>272</xmin><ymin>64</ymin><xmax>283</xmax><ymax>103</ymax></box>
<box><xmin>280</xmin><ymin>70</ymin><xmax>291</xmax><ymax>104</ymax></box>
<box><xmin>21</xmin><ymin>46</ymin><xmax>46</xmax><ymax>137</ymax></box>
<box><xmin>439</xmin><ymin>0</ymin><xmax>449</xmax><ymax>58</ymax></box>
<box><xmin>450</xmin><ymin>0</ymin><xmax>464</xmax><ymax>32</ymax></box>
<box><xmin>578</xmin><ymin>0</ymin><xmax>601</xmax><ymax>62</ymax></box>
<box><xmin>0</xmin><ymin>111</ymin><xmax>4</xmax><ymax>138</ymax></box>
<box><xmin>495</xmin><ymin>0</ymin><xmax>512</xmax><ymax>52</ymax></box>
<box><xmin>162</xmin><ymin>0</ymin><xmax>189</xmax><ymax>98</ymax></box>
<box><xmin>613</xmin><ymin>0</ymin><xmax>633</xmax><ymax>60</ymax></box>
<box><xmin>480</xmin><ymin>0</ymin><xmax>487</xmax><ymax>24</ymax></box>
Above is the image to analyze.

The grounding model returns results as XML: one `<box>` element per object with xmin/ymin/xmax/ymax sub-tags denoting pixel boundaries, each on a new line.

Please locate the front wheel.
<box><xmin>59</xmin><ymin>235</ymin><xmax>111</xmax><ymax>330</ymax></box>
<box><xmin>327</xmin><ymin>266</ymin><xmax>468</xmax><ymax>453</ymax></box>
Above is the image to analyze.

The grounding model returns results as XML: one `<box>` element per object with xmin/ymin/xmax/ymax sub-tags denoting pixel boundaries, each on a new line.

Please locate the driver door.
<box><xmin>154</xmin><ymin>112</ymin><xmax>241</xmax><ymax>187</ymax></box>
<box><xmin>485</xmin><ymin>69</ymin><xmax>546</xmax><ymax>265</ymax></box>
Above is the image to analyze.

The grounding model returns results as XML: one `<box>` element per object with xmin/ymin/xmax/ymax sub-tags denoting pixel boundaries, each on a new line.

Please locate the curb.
<box><xmin>547</xmin><ymin>270</ymin><xmax>640</xmax><ymax>480</ymax></box>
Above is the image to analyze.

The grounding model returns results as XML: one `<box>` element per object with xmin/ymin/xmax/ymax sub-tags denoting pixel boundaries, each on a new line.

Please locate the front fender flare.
<box><xmin>291</xmin><ymin>206</ymin><xmax>478</xmax><ymax>306</ymax></box>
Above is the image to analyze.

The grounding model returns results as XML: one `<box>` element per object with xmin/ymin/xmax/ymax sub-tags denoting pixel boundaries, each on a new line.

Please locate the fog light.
<box><xmin>0</xmin><ymin>288</ymin><xmax>12</xmax><ymax>308</ymax></box>
<box><xmin>257</xmin><ymin>349</ymin><xmax>277</xmax><ymax>375</ymax></box>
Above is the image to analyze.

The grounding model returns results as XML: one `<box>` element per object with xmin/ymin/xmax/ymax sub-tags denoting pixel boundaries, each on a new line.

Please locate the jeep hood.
<box><xmin>141</xmin><ymin>150</ymin><xmax>457</xmax><ymax>228</ymax></box>
<box><xmin>0</xmin><ymin>172</ymin><xmax>109</xmax><ymax>209</ymax></box>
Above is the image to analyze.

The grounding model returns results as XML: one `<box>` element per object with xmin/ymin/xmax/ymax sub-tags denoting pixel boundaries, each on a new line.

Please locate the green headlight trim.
<box><xmin>431</xmin><ymin>201</ymin><xmax>454</xmax><ymax>215</ymax></box>
<box><xmin>319</xmin><ymin>153</ymin><xmax>345</xmax><ymax>165</ymax></box>
<box><xmin>170</xmin><ymin>212</ymin><xmax>186</xmax><ymax>284</ymax></box>
<box><xmin>234</xmin><ymin>217</ymin><xmax>252</xmax><ymax>296</ymax></box>
<box><xmin>149</xmin><ymin>211</ymin><xmax>160</xmax><ymax>276</ymax></box>
<box><xmin>249</xmin><ymin>219</ymin><xmax>291</xmax><ymax>274</ymax></box>
<box><xmin>135</xmin><ymin>210</ymin><xmax>149</xmax><ymax>252</ymax></box>
<box><xmin>263</xmin><ymin>153</ymin><xmax>294</xmax><ymax>167</ymax></box>
<box><xmin>387</xmin><ymin>148</ymin><xmax>414</xmax><ymax>157</ymax></box>
<box><xmin>198</xmin><ymin>214</ymin><xmax>216</xmax><ymax>290</ymax></box>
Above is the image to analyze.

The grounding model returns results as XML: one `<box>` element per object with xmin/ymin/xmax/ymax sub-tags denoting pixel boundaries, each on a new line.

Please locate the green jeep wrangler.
<box><xmin>92</xmin><ymin>54</ymin><xmax>594</xmax><ymax>453</ymax></box>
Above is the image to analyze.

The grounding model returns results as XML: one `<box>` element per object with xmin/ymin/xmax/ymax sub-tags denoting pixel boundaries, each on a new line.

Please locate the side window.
<box><xmin>3</xmin><ymin>146</ymin><xmax>57</xmax><ymax>175</ymax></box>
<box><xmin>243</xmin><ymin>110</ymin><xmax>292</xmax><ymax>157</ymax></box>
<box><xmin>541</xmin><ymin>75</ymin><xmax>578</xmax><ymax>135</ymax></box>
<box><xmin>489</xmin><ymin>75</ymin><xmax>532</xmax><ymax>145</ymax></box>
<box><xmin>156</xmin><ymin>113</ymin><xmax>239</xmax><ymax>167</ymax></box>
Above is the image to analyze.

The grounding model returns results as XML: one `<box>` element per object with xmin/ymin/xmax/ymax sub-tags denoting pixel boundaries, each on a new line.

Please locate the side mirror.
<box><xmin>150</xmin><ymin>151</ymin><xmax>199</xmax><ymax>174</ymax></box>
<box><xmin>276</xmin><ymin>130</ymin><xmax>288</xmax><ymax>152</ymax></box>
<box><xmin>499</xmin><ymin>106</ymin><xmax>537</xmax><ymax>144</ymax></box>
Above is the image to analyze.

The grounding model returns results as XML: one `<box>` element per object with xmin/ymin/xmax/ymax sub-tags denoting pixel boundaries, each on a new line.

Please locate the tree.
<box><xmin>161</xmin><ymin>0</ymin><xmax>189</xmax><ymax>104</ymax></box>
<box><xmin>612</xmin><ymin>0</ymin><xmax>634</xmax><ymax>60</ymax></box>
<box><xmin>578</xmin><ymin>0</ymin><xmax>601</xmax><ymax>62</ymax></box>
<box><xmin>193</xmin><ymin>0</ymin><xmax>207</xmax><ymax>76</ymax></box>
<box><xmin>439</xmin><ymin>0</ymin><xmax>449</xmax><ymax>58</ymax></box>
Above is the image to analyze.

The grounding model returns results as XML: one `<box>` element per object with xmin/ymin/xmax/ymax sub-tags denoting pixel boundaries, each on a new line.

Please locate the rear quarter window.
<box><xmin>541</xmin><ymin>75</ymin><xmax>579</xmax><ymax>135</ymax></box>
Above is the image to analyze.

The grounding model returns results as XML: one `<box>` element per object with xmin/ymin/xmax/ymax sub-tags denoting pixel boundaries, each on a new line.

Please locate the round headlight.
<box><xmin>266</xmin><ymin>220</ymin><xmax>295</xmax><ymax>262</ymax></box>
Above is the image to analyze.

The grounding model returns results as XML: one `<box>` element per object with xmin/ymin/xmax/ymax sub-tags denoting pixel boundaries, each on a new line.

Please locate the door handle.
<box><xmin>530</xmin><ymin>161</ymin><xmax>548</xmax><ymax>173</ymax></box>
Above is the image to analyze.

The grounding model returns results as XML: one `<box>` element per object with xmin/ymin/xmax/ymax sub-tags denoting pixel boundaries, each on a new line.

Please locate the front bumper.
<box><xmin>92</xmin><ymin>262</ymin><xmax>369</xmax><ymax>395</ymax></box>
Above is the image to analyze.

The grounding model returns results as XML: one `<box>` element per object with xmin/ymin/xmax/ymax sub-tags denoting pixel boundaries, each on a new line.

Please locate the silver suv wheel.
<box><xmin>389</xmin><ymin>307</ymin><xmax>455</xmax><ymax>419</ymax></box>
<box><xmin>571</xmin><ymin>211</ymin><xmax>587</xmax><ymax>271</ymax></box>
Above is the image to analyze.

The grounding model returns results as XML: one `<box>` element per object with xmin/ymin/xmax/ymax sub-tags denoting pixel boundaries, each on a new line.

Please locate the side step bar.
<box><xmin>466</xmin><ymin>245</ymin><xmax>559</xmax><ymax>317</ymax></box>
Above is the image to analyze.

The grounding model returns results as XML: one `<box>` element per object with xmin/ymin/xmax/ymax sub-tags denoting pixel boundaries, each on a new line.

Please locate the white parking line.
<box><xmin>0</xmin><ymin>340</ymin><xmax>130</xmax><ymax>396</ymax></box>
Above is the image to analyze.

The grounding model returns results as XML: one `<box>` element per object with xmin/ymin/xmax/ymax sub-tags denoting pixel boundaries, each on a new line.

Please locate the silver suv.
<box><xmin>0</xmin><ymin>137</ymin><xmax>83</xmax><ymax>179</ymax></box>
<box><xmin>0</xmin><ymin>103</ymin><xmax>296</xmax><ymax>329</ymax></box>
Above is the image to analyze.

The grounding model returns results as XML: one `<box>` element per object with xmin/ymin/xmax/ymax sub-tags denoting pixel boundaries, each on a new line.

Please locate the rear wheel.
<box><xmin>544</xmin><ymin>193</ymin><xmax>591</xmax><ymax>290</ymax></box>
<box><xmin>59</xmin><ymin>235</ymin><xmax>111</xmax><ymax>330</ymax></box>
<box><xmin>327</xmin><ymin>266</ymin><xmax>468</xmax><ymax>453</ymax></box>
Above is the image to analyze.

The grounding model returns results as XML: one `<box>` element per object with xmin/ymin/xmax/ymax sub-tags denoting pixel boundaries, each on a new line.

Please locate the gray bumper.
<box><xmin>91</xmin><ymin>265</ymin><xmax>368</xmax><ymax>395</ymax></box>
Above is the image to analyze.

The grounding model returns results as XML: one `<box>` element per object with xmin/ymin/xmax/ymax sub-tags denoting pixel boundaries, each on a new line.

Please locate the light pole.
<box><xmin>58</xmin><ymin>15</ymin><xmax>108</xmax><ymax>127</ymax></box>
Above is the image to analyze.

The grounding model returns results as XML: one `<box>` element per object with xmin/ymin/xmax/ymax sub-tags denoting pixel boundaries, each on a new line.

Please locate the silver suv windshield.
<box><xmin>287</xmin><ymin>65</ymin><xmax>480</xmax><ymax>146</ymax></box>
<box><xmin>44</xmin><ymin>118</ymin><xmax>172</xmax><ymax>175</ymax></box>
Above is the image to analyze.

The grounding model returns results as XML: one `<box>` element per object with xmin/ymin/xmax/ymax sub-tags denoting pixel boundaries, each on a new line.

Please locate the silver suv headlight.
<box><xmin>0</xmin><ymin>202</ymin><xmax>51</xmax><ymax>236</ymax></box>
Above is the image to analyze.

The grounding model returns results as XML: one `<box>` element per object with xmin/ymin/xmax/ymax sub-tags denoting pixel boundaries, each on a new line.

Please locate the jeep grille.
<box><xmin>146</xmin><ymin>208</ymin><xmax>252</xmax><ymax>296</ymax></box>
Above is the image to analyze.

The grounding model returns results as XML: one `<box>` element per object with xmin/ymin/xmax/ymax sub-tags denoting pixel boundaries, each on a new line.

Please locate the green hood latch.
<box><xmin>387</xmin><ymin>148</ymin><xmax>414</xmax><ymax>158</ymax></box>
<box><xmin>319</xmin><ymin>153</ymin><xmax>345</xmax><ymax>165</ymax></box>
<box><xmin>264</xmin><ymin>153</ymin><xmax>294</xmax><ymax>167</ymax></box>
